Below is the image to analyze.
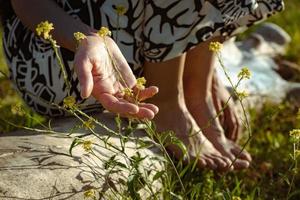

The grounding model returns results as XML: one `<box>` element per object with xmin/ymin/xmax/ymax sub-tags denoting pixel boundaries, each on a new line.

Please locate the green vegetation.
<box><xmin>0</xmin><ymin>0</ymin><xmax>300</xmax><ymax>199</ymax></box>
<box><xmin>269</xmin><ymin>0</ymin><xmax>300</xmax><ymax>64</ymax></box>
<box><xmin>0</xmin><ymin>27</ymin><xmax>7</xmax><ymax>73</ymax></box>
<box><xmin>0</xmin><ymin>27</ymin><xmax>43</xmax><ymax>132</ymax></box>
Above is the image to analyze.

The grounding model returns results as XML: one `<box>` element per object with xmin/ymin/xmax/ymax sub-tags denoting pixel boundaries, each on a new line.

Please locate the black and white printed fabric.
<box><xmin>2</xmin><ymin>0</ymin><xmax>284</xmax><ymax>116</ymax></box>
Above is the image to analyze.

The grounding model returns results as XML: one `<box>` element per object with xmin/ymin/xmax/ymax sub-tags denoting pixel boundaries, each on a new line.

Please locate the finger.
<box><xmin>108</xmin><ymin>38</ymin><xmax>136</xmax><ymax>87</ymax></box>
<box><xmin>125</xmin><ymin>103</ymin><xmax>156</xmax><ymax>120</ymax></box>
<box><xmin>212</xmin><ymin>93</ymin><xmax>222</xmax><ymax>112</ymax></box>
<box><xmin>133</xmin><ymin>106</ymin><xmax>155</xmax><ymax>119</ymax></box>
<box><xmin>116</xmin><ymin>100</ymin><xmax>157</xmax><ymax>119</ymax></box>
<box><xmin>218</xmin><ymin>101</ymin><xmax>225</xmax><ymax>126</ymax></box>
<box><xmin>228</xmin><ymin>103</ymin><xmax>243</xmax><ymax>142</ymax></box>
<box><xmin>234</xmin><ymin>114</ymin><xmax>242</xmax><ymax>142</ymax></box>
<box><xmin>212</xmin><ymin>87</ymin><xmax>225</xmax><ymax>124</ymax></box>
<box><xmin>117</xmin><ymin>104</ymin><xmax>156</xmax><ymax>120</ymax></box>
<box><xmin>138</xmin><ymin>103</ymin><xmax>159</xmax><ymax>115</ymax></box>
<box><xmin>133</xmin><ymin>86</ymin><xmax>159</xmax><ymax>101</ymax></box>
<box><xmin>230</xmin><ymin>107</ymin><xmax>241</xmax><ymax>141</ymax></box>
<box><xmin>97</xmin><ymin>93</ymin><xmax>139</xmax><ymax>115</ymax></box>
<box><xmin>224</xmin><ymin>106</ymin><xmax>237</xmax><ymax>141</ymax></box>
<box><xmin>230</xmin><ymin>114</ymin><xmax>240</xmax><ymax>142</ymax></box>
<box><xmin>74</xmin><ymin>57</ymin><xmax>94</xmax><ymax>99</ymax></box>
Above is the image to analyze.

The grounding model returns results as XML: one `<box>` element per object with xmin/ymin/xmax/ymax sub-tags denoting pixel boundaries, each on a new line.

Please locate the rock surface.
<box><xmin>0</xmin><ymin>113</ymin><xmax>163</xmax><ymax>200</ymax></box>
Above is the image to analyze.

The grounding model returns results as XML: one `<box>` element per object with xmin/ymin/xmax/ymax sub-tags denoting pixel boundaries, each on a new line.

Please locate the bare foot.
<box><xmin>143</xmin><ymin>54</ymin><xmax>232</xmax><ymax>171</ymax></box>
<box><xmin>151</xmin><ymin>97</ymin><xmax>232</xmax><ymax>171</ymax></box>
<box><xmin>185</xmin><ymin>95</ymin><xmax>252</xmax><ymax>170</ymax></box>
<box><xmin>183</xmin><ymin>37</ymin><xmax>251</xmax><ymax>170</ymax></box>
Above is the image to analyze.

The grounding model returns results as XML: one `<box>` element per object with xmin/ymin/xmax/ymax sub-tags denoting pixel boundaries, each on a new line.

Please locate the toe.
<box><xmin>190</xmin><ymin>154</ymin><xmax>207</xmax><ymax>168</ymax></box>
<box><xmin>231</xmin><ymin>147</ymin><xmax>252</xmax><ymax>162</ymax></box>
<box><xmin>217</xmin><ymin>156</ymin><xmax>235</xmax><ymax>171</ymax></box>
<box><xmin>197</xmin><ymin>158</ymin><xmax>207</xmax><ymax>168</ymax></box>
<box><xmin>220</xmin><ymin>149</ymin><xmax>236</xmax><ymax>161</ymax></box>
<box><xmin>204</xmin><ymin>157</ymin><xmax>218</xmax><ymax>170</ymax></box>
<box><xmin>207</xmin><ymin>155</ymin><xmax>227</xmax><ymax>169</ymax></box>
<box><xmin>220</xmin><ymin>156</ymin><xmax>232</xmax><ymax>166</ymax></box>
<box><xmin>232</xmin><ymin>159</ymin><xmax>250</xmax><ymax>170</ymax></box>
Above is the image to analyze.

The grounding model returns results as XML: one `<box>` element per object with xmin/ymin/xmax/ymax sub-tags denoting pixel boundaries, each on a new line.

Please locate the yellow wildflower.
<box><xmin>84</xmin><ymin>189</ymin><xmax>96</xmax><ymax>199</ymax></box>
<box><xmin>136</xmin><ymin>77</ymin><xmax>146</xmax><ymax>90</ymax></box>
<box><xmin>232</xmin><ymin>197</ymin><xmax>241</xmax><ymax>200</ymax></box>
<box><xmin>63</xmin><ymin>96</ymin><xmax>76</xmax><ymax>109</ymax></box>
<box><xmin>236</xmin><ymin>91</ymin><xmax>249</xmax><ymax>100</ymax></box>
<box><xmin>83</xmin><ymin>119</ymin><xmax>95</xmax><ymax>130</ymax></box>
<box><xmin>11</xmin><ymin>104</ymin><xmax>25</xmax><ymax>116</ymax></box>
<box><xmin>74</xmin><ymin>32</ymin><xmax>87</xmax><ymax>42</ymax></box>
<box><xmin>238</xmin><ymin>67</ymin><xmax>251</xmax><ymax>80</ymax></box>
<box><xmin>115</xmin><ymin>5</ymin><xmax>127</xmax><ymax>15</ymax></box>
<box><xmin>290</xmin><ymin>129</ymin><xmax>300</xmax><ymax>140</ymax></box>
<box><xmin>122</xmin><ymin>87</ymin><xmax>133</xmax><ymax>97</ymax></box>
<box><xmin>82</xmin><ymin>140</ymin><xmax>93</xmax><ymax>152</ymax></box>
<box><xmin>209</xmin><ymin>41</ymin><xmax>223</xmax><ymax>52</ymax></box>
<box><xmin>36</xmin><ymin>21</ymin><xmax>54</xmax><ymax>40</ymax></box>
<box><xmin>98</xmin><ymin>27</ymin><xmax>111</xmax><ymax>37</ymax></box>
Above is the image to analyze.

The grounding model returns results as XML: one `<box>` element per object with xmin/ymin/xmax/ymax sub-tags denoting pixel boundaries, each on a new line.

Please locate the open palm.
<box><xmin>74</xmin><ymin>35</ymin><xmax>158</xmax><ymax>119</ymax></box>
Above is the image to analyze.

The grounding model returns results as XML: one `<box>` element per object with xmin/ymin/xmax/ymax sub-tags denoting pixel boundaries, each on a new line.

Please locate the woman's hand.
<box><xmin>74</xmin><ymin>34</ymin><xmax>159</xmax><ymax>119</ymax></box>
<box><xmin>212</xmin><ymin>72</ymin><xmax>242</xmax><ymax>142</ymax></box>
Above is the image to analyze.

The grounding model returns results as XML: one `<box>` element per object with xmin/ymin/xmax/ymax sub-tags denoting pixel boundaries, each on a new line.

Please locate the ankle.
<box><xmin>150</xmin><ymin>89</ymin><xmax>185</xmax><ymax>103</ymax></box>
<box><xmin>184</xmin><ymin>77</ymin><xmax>211</xmax><ymax>95</ymax></box>
<box><xmin>185</xmin><ymin>91</ymin><xmax>213</xmax><ymax>107</ymax></box>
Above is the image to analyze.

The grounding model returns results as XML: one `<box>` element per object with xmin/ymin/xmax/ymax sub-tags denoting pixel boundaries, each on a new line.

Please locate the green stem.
<box><xmin>103</xmin><ymin>38</ymin><xmax>129</xmax><ymax>89</ymax></box>
<box><xmin>216</xmin><ymin>52</ymin><xmax>253</xmax><ymax>171</ymax></box>
<box><xmin>50</xmin><ymin>37</ymin><xmax>71</xmax><ymax>96</ymax></box>
<box><xmin>143</xmin><ymin>120</ymin><xmax>186</xmax><ymax>195</ymax></box>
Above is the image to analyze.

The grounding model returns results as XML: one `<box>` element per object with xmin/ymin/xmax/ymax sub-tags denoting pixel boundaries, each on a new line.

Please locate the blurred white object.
<box><xmin>216</xmin><ymin>23</ymin><xmax>300</xmax><ymax>106</ymax></box>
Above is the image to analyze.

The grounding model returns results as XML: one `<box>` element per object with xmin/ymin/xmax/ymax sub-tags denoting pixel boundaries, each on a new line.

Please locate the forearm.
<box><xmin>11</xmin><ymin>0</ymin><xmax>96</xmax><ymax>51</ymax></box>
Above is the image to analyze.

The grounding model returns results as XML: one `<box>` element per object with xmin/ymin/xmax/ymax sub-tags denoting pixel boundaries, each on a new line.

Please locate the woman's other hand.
<box><xmin>212</xmin><ymin>72</ymin><xmax>242</xmax><ymax>142</ymax></box>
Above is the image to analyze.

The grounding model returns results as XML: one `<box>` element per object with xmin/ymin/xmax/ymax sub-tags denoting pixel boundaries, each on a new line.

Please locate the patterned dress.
<box><xmin>2</xmin><ymin>0</ymin><xmax>284</xmax><ymax>116</ymax></box>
